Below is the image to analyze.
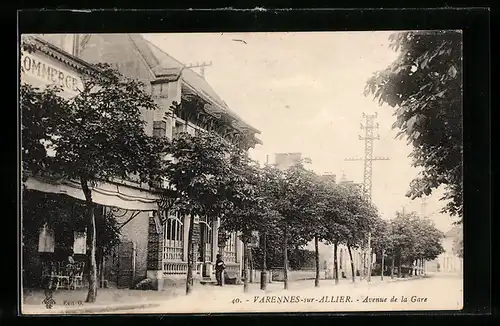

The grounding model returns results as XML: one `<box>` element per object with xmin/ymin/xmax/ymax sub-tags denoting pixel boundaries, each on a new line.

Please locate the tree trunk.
<box><xmin>391</xmin><ymin>256</ymin><xmax>395</xmax><ymax>279</ymax></box>
<box><xmin>249</xmin><ymin>249</ymin><xmax>254</xmax><ymax>283</ymax></box>
<box><xmin>333</xmin><ymin>241</ymin><xmax>339</xmax><ymax>285</ymax></box>
<box><xmin>185</xmin><ymin>216</ymin><xmax>194</xmax><ymax>295</ymax></box>
<box><xmin>381</xmin><ymin>249</ymin><xmax>385</xmax><ymax>281</ymax></box>
<box><xmin>98</xmin><ymin>253</ymin><xmax>104</xmax><ymax>288</ymax></box>
<box><xmin>243</xmin><ymin>242</ymin><xmax>249</xmax><ymax>293</ymax></box>
<box><xmin>347</xmin><ymin>244</ymin><xmax>355</xmax><ymax>283</ymax></box>
<box><xmin>81</xmin><ymin>177</ymin><xmax>97</xmax><ymax>303</ymax></box>
<box><xmin>283</xmin><ymin>225</ymin><xmax>288</xmax><ymax>290</ymax></box>
<box><xmin>398</xmin><ymin>259</ymin><xmax>402</xmax><ymax>278</ymax></box>
<box><xmin>367</xmin><ymin>233</ymin><xmax>372</xmax><ymax>282</ymax></box>
<box><xmin>314</xmin><ymin>236</ymin><xmax>320</xmax><ymax>287</ymax></box>
<box><xmin>260</xmin><ymin>232</ymin><xmax>267</xmax><ymax>290</ymax></box>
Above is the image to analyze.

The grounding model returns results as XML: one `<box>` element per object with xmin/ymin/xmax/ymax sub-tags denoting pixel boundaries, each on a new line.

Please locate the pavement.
<box><xmin>21</xmin><ymin>273</ymin><xmax>463</xmax><ymax>315</ymax></box>
<box><xmin>20</xmin><ymin>286</ymin><xmax>183</xmax><ymax>315</ymax></box>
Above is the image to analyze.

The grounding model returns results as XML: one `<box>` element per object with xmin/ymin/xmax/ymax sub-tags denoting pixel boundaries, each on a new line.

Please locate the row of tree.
<box><xmin>21</xmin><ymin>32</ymin><xmax>453</xmax><ymax>303</ymax></box>
<box><xmin>21</xmin><ymin>57</ymin><xmax>379</xmax><ymax>299</ymax></box>
<box><xmin>370</xmin><ymin>211</ymin><xmax>445</xmax><ymax>277</ymax></box>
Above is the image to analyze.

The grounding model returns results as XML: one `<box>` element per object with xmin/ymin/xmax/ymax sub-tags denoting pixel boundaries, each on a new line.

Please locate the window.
<box><xmin>172</xmin><ymin>121</ymin><xmax>185</xmax><ymax>139</ymax></box>
<box><xmin>224</xmin><ymin>232</ymin><xmax>237</xmax><ymax>263</ymax></box>
<box><xmin>153</xmin><ymin>120</ymin><xmax>167</xmax><ymax>138</ymax></box>
<box><xmin>163</xmin><ymin>212</ymin><xmax>184</xmax><ymax>261</ymax></box>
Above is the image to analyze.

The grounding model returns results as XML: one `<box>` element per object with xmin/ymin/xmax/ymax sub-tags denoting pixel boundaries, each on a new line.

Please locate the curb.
<box><xmin>388</xmin><ymin>276</ymin><xmax>427</xmax><ymax>283</ymax></box>
<box><xmin>24</xmin><ymin>302</ymin><xmax>162</xmax><ymax>315</ymax></box>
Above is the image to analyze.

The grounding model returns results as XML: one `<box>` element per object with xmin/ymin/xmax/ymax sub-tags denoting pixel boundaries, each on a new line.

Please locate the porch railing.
<box><xmin>163</xmin><ymin>246</ymin><xmax>183</xmax><ymax>261</ymax></box>
<box><xmin>225</xmin><ymin>262</ymin><xmax>240</xmax><ymax>274</ymax></box>
<box><xmin>162</xmin><ymin>261</ymin><xmax>203</xmax><ymax>277</ymax></box>
<box><xmin>223</xmin><ymin>251</ymin><xmax>237</xmax><ymax>263</ymax></box>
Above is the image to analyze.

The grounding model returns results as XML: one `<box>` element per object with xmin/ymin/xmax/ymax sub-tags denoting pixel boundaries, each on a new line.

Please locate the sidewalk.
<box><xmin>21</xmin><ymin>275</ymin><xmax>427</xmax><ymax>315</ymax></box>
<box><xmin>21</xmin><ymin>287</ymin><xmax>183</xmax><ymax>315</ymax></box>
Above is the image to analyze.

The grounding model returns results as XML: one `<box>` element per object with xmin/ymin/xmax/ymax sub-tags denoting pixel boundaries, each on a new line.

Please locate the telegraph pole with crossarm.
<box><xmin>186</xmin><ymin>61</ymin><xmax>212</xmax><ymax>79</ymax></box>
<box><xmin>344</xmin><ymin>112</ymin><xmax>390</xmax><ymax>282</ymax></box>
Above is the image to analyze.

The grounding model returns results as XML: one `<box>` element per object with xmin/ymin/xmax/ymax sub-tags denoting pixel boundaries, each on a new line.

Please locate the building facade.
<box><xmin>21</xmin><ymin>34</ymin><xmax>261</xmax><ymax>290</ymax></box>
<box><xmin>426</xmin><ymin>226</ymin><xmax>463</xmax><ymax>274</ymax></box>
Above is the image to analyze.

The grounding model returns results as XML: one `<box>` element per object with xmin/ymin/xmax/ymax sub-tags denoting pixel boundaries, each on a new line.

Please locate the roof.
<box><xmin>127</xmin><ymin>34</ymin><xmax>261</xmax><ymax>136</ymax></box>
<box><xmin>26</xmin><ymin>36</ymin><xmax>103</xmax><ymax>78</ymax></box>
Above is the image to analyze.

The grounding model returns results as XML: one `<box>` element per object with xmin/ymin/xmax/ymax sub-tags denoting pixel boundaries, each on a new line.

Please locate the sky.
<box><xmin>143</xmin><ymin>32</ymin><xmax>458</xmax><ymax>233</ymax></box>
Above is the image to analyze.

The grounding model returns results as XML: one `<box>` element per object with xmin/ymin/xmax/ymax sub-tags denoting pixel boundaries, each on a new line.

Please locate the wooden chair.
<box><xmin>54</xmin><ymin>261</ymin><xmax>71</xmax><ymax>290</ymax></box>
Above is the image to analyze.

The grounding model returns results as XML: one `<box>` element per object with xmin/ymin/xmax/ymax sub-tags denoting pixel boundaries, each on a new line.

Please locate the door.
<box><xmin>108</xmin><ymin>241</ymin><xmax>135</xmax><ymax>288</ymax></box>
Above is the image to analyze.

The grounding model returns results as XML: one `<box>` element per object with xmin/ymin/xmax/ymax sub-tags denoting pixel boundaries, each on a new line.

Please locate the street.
<box><xmin>108</xmin><ymin>273</ymin><xmax>463</xmax><ymax>314</ymax></box>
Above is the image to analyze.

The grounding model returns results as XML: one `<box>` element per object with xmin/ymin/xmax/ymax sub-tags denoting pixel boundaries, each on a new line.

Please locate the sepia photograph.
<box><xmin>19</xmin><ymin>30</ymin><xmax>463</xmax><ymax>315</ymax></box>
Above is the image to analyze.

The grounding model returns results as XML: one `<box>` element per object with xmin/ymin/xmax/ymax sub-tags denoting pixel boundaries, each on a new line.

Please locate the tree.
<box><xmin>365</xmin><ymin>31</ymin><xmax>463</xmax><ymax>221</ymax></box>
<box><xmin>21</xmin><ymin>58</ymin><xmax>168</xmax><ymax>302</ymax></box>
<box><xmin>417</xmin><ymin>218</ymin><xmax>445</xmax><ymax>262</ymax></box>
<box><xmin>299</xmin><ymin>175</ymin><xmax>331</xmax><ymax>287</ymax></box>
<box><xmin>316</xmin><ymin>181</ymin><xmax>347</xmax><ymax>285</ymax></box>
<box><xmin>277</xmin><ymin>163</ymin><xmax>319</xmax><ymax>290</ymax></box>
<box><xmin>330</xmin><ymin>183</ymin><xmax>378</xmax><ymax>283</ymax></box>
<box><xmin>389</xmin><ymin>211</ymin><xmax>444</xmax><ymax>277</ymax></box>
<box><xmin>219</xmin><ymin>150</ymin><xmax>273</xmax><ymax>292</ymax></box>
<box><xmin>163</xmin><ymin>131</ymin><xmax>234</xmax><ymax>295</ymax></box>
<box><xmin>370</xmin><ymin>218</ymin><xmax>393</xmax><ymax>278</ymax></box>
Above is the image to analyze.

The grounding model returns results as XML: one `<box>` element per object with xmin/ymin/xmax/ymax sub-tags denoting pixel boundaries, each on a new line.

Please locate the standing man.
<box><xmin>215</xmin><ymin>254</ymin><xmax>226</xmax><ymax>286</ymax></box>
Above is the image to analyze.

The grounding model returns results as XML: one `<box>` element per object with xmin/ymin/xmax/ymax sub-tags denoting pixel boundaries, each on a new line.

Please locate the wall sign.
<box><xmin>38</xmin><ymin>224</ymin><xmax>55</xmax><ymax>253</ymax></box>
<box><xmin>73</xmin><ymin>231</ymin><xmax>87</xmax><ymax>254</ymax></box>
<box><xmin>21</xmin><ymin>51</ymin><xmax>84</xmax><ymax>96</ymax></box>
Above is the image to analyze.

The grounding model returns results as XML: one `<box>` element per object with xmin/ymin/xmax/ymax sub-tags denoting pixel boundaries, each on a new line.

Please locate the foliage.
<box><xmin>163</xmin><ymin>131</ymin><xmax>234</xmax><ymax>219</ymax></box>
<box><xmin>389</xmin><ymin>211</ymin><xmax>445</xmax><ymax>265</ymax></box>
<box><xmin>365</xmin><ymin>31</ymin><xmax>463</xmax><ymax>220</ymax></box>
<box><xmin>162</xmin><ymin>130</ymin><xmax>237</xmax><ymax>294</ymax></box>
<box><xmin>288</xmin><ymin>249</ymin><xmax>316</xmax><ymax>270</ymax></box>
<box><xmin>95</xmin><ymin>210</ymin><xmax>121</xmax><ymax>258</ymax></box>
<box><xmin>250</xmin><ymin>225</ymin><xmax>316</xmax><ymax>270</ymax></box>
<box><xmin>370</xmin><ymin>217</ymin><xmax>394</xmax><ymax>257</ymax></box>
<box><xmin>219</xmin><ymin>147</ymin><xmax>272</xmax><ymax>239</ymax></box>
<box><xmin>22</xmin><ymin>190</ymin><xmax>87</xmax><ymax>244</ymax></box>
<box><xmin>21</xmin><ymin>190</ymin><xmax>120</xmax><ymax>258</ymax></box>
<box><xmin>277</xmin><ymin>163</ymin><xmax>321</xmax><ymax>242</ymax></box>
<box><xmin>21</xmin><ymin>63</ymin><xmax>168</xmax><ymax>184</ymax></box>
<box><xmin>21</xmin><ymin>52</ymin><xmax>168</xmax><ymax>302</ymax></box>
<box><xmin>330</xmin><ymin>183</ymin><xmax>378</xmax><ymax>249</ymax></box>
<box><xmin>451</xmin><ymin>227</ymin><xmax>464</xmax><ymax>258</ymax></box>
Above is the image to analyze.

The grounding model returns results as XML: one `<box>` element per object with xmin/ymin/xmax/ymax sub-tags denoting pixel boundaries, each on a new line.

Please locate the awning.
<box><xmin>24</xmin><ymin>177</ymin><xmax>160</xmax><ymax>211</ymax></box>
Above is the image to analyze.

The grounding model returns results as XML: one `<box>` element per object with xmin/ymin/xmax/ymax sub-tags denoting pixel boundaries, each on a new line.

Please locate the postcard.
<box><xmin>20</xmin><ymin>30</ymin><xmax>463</xmax><ymax>315</ymax></box>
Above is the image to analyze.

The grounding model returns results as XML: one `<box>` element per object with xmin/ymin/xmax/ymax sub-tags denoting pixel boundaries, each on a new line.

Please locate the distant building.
<box><xmin>321</xmin><ymin>173</ymin><xmax>337</xmax><ymax>184</ymax></box>
<box><xmin>425</xmin><ymin>225</ymin><xmax>463</xmax><ymax>274</ymax></box>
<box><xmin>274</xmin><ymin>152</ymin><xmax>302</xmax><ymax>171</ymax></box>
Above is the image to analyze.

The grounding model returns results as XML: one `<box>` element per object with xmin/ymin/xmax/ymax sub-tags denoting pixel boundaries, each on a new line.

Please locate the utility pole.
<box><xmin>421</xmin><ymin>196</ymin><xmax>428</xmax><ymax>218</ymax></box>
<box><xmin>345</xmin><ymin>112</ymin><xmax>390</xmax><ymax>283</ymax></box>
<box><xmin>186</xmin><ymin>61</ymin><xmax>213</xmax><ymax>79</ymax></box>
